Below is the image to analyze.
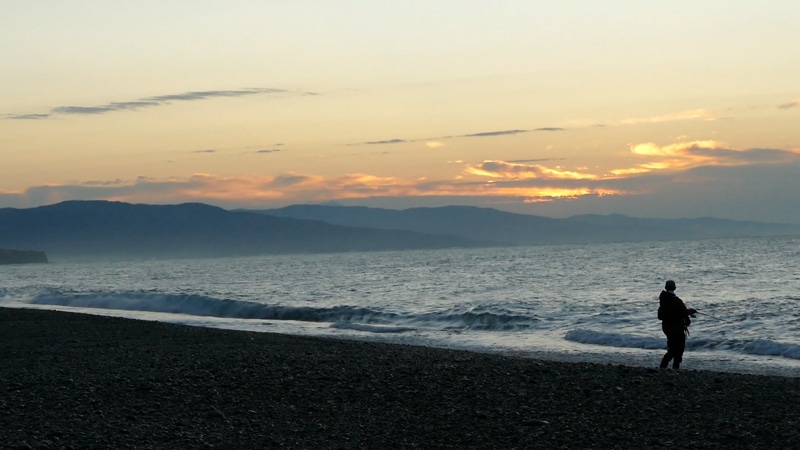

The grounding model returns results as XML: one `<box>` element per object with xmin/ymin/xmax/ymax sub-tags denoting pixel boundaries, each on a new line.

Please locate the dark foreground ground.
<box><xmin>1</xmin><ymin>308</ymin><xmax>798</xmax><ymax>449</ymax></box>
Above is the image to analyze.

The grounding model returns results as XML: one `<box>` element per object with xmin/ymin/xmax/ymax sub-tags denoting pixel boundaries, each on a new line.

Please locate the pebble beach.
<box><xmin>1</xmin><ymin>307</ymin><xmax>798</xmax><ymax>449</ymax></box>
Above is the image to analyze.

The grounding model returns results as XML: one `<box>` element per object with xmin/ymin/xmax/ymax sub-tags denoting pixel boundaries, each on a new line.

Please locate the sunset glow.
<box><xmin>2</xmin><ymin>2</ymin><xmax>799</xmax><ymax>222</ymax></box>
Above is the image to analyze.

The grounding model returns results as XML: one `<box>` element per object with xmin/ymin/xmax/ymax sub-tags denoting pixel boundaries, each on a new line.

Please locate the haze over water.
<box><xmin>3</xmin><ymin>236</ymin><xmax>799</xmax><ymax>377</ymax></box>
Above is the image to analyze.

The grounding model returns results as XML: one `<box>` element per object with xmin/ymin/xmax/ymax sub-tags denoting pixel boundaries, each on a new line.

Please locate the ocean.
<box><xmin>2</xmin><ymin>236</ymin><xmax>799</xmax><ymax>377</ymax></box>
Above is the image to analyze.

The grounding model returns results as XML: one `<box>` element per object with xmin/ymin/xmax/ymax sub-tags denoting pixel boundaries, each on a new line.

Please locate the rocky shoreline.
<box><xmin>1</xmin><ymin>307</ymin><xmax>798</xmax><ymax>449</ymax></box>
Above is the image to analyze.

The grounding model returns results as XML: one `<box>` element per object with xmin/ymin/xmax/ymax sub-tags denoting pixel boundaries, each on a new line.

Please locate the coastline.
<box><xmin>2</xmin><ymin>307</ymin><xmax>798</xmax><ymax>449</ymax></box>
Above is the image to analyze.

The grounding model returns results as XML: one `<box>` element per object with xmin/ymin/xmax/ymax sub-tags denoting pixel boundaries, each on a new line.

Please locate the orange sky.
<box><xmin>2</xmin><ymin>2</ymin><xmax>800</xmax><ymax>223</ymax></box>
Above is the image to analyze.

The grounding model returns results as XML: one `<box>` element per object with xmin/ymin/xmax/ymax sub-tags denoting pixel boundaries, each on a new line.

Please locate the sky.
<box><xmin>2</xmin><ymin>1</ymin><xmax>800</xmax><ymax>223</ymax></box>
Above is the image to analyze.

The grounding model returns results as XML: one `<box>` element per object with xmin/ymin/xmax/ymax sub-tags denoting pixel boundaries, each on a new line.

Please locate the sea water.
<box><xmin>2</xmin><ymin>236</ymin><xmax>798</xmax><ymax>377</ymax></box>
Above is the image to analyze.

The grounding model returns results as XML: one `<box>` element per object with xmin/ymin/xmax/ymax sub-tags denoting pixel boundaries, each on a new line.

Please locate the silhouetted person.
<box><xmin>658</xmin><ymin>280</ymin><xmax>696</xmax><ymax>370</ymax></box>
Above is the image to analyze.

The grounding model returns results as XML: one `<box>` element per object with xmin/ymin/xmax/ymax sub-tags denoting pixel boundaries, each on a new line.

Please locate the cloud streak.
<box><xmin>461</xmin><ymin>129</ymin><xmax>530</xmax><ymax>138</ymax></box>
<box><xmin>352</xmin><ymin>105</ymin><xmax>735</xmax><ymax>147</ymax></box>
<box><xmin>143</xmin><ymin>89</ymin><xmax>284</xmax><ymax>102</ymax></box>
<box><xmin>459</xmin><ymin>140</ymin><xmax>800</xmax><ymax>186</ymax></box>
<box><xmin>351</xmin><ymin>105</ymin><xmax>736</xmax><ymax>147</ymax></box>
<box><xmin>466</xmin><ymin>161</ymin><xmax>599</xmax><ymax>181</ymax></box>
<box><xmin>51</xmin><ymin>101</ymin><xmax>161</xmax><ymax>115</ymax></box>
<box><xmin>620</xmin><ymin>109</ymin><xmax>718</xmax><ymax>125</ymax></box>
<box><xmin>352</xmin><ymin>126</ymin><xmax>564</xmax><ymax>146</ymax></box>
<box><xmin>363</xmin><ymin>139</ymin><xmax>406</xmax><ymax>145</ymax></box>
<box><xmin>5</xmin><ymin>113</ymin><xmax>51</xmax><ymax>120</ymax></box>
<box><xmin>5</xmin><ymin>88</ymin><xmax>290</xmax><ymax>119</ymax></box>
<box><xmin>0</xmin><ymin>171</ymin><xmax>625</xmax><ymax>209</ymax></box>
<box><xmin>460</xmin><ymin>128</ymin><xmax>564</xmax><ymax>138</ymax></box>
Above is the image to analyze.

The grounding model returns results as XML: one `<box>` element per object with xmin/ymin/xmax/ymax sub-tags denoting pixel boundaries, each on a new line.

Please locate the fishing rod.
<box><xmin>694</xmin><ymin>310</ymin><xmax>736</xmax><ymax>324</ymax></box>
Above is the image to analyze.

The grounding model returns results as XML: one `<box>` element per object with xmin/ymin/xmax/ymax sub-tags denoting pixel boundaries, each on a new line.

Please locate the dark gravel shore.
<box><xmin>1</xmin><ymin>308</ymin><xmax>798</xmax><ymax>449</ymax></box>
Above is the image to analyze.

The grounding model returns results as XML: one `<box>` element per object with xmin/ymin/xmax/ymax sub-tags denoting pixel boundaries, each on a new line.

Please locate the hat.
<box><xmin>665</xmin><ymin>280</ymin><xmax>676</xmax><ymax>291</ymax></box>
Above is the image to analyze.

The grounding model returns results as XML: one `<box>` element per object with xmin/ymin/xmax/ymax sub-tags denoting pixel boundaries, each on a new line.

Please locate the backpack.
<box><xmin>658</xmin><ymin>293</ymin><xmax>678</xmax><ymax>321</ymax></box>
<box><xmin>657</xmin><ymin>302</ymin><xmax>670</xmax><ymax>320</ymax></box>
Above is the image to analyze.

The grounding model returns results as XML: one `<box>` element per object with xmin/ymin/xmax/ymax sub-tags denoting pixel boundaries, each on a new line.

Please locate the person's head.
<box><xmin>665</xmin><ymin>280</ymin><xmax>676</xmax><ymax>291</ymax></box>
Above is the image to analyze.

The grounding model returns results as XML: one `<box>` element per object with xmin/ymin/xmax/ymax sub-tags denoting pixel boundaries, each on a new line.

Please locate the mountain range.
<box><xmin>1</xmin><ymin>201</ymin><xmax>798</xmax><ymax>261</ymax></box>
<box><xmin>0</xmin><ymin>201</ymin><xmax>485</xmax><ymax>261</ymax></box>
<box><xmin>252</xmin><ymin>204</ymin><xmax>800</xmax><ymax>246</ymax></box>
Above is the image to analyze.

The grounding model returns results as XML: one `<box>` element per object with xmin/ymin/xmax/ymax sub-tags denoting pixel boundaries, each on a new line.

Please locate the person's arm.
<box><xmin>675</xmin><ymin>297</ymin><xmax>696</xmax><ymax>316</ymax></box>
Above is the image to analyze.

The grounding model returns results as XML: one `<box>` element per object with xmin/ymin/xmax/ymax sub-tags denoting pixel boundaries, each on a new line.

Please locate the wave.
<box><xmin>27</xmin><ymin>289</ymin><xmax>393</xmax><ymax>322</ymax></box>
<box><xmin>330</xmin><ymin>323</ymin><xmax>416</xmax><ymax>333</ymax></box>
<box><xmin>564</xmin><ymin>329</ymin><xmax>665</xmax><ymax>350</ymax></box>
<box><xmin>741</xmin><ymin>339</ymin><xmax>800</xmax><ymax>360</ymax></box>
<box><xmin>23</xmin><ymin>289</ymin><xmax>538</xmax><ymax>332</ymax></box>
<box><xmin>425</xmin><ymin>308</ymin><xmax>538</xmax><ymax>331</ymax></box>
<box><xmin>565</xmin><ymin>329</ymin><xmax>800</xmax><ymax>360</ymax></box>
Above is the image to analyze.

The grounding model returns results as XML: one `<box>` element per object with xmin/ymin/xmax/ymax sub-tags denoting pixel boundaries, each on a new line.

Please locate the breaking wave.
<box><xmin>565</xmin><ymin>329</ymin><xmax>800</xmax><ymax>360</ymax></box>
<box><xmin>24</xmin><ymin>289</ymin><xmax>538</xmax><ymax>332</ymax></box>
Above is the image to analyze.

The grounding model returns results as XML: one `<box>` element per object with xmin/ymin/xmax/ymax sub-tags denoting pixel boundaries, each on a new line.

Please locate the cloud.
<box><xmin>363</xmin><ymin>139</ymin><xmax>406</xmax><ymax>145</ymax></box>
<box><xmin>621</xmin><ymin>109</ymin><xmax>717</xmax><ymax>125</ymax></box>
<box><xmin>616</xmin><ymin>140</ymin><xmax>800</xmax><ymax>175</ymax></box>
<box><xmin>143</xmin><ymin>88</ymin><xmax>283</xmax><ymax>103</ymax></box>
<box><xmin>352</xmin><ymin>126</ymin><xmax>563</xmax><ymax>147</ymax></box>
<box><xmin>461</xmin><ymin>129</ymin><xmax>529</xmax><ymax>138</ymax></box>
<box><xmin>51</xmin><ymin>101</ymin><xmax>161</xmax><ymax>115</ymax></box>
<box><xmin>527</xmin><ymin>162</ymin><xmax>800</xmax><ymax>223</ymax></box>
<box><xmin>255</xmin><ymin>149</ymin><xmax>281</xmax><ymax>154</ymax></box>
<box><xmin>194</xmin><ymin>149</ymin><xmax>216</xmax><ymax>154</ymax></box>
<box><xmin>271</xmin><ymin>173</ymin><xmax>319</xmax><ymax>187</ymax></box>
<box><xmin>0</xmin><ymin>169</ymin><xmax>621</xmax><ymax>211</ymax></box>
<box><xmin>507</xmin><ymin>158</ymin><xmax>564</xmax><ymax>164</ymax></box>
<box><xmin>779</xmin><ymin>100</ymin><xmax>800</xmax><ymax>109</ymax></box>
<box><xmin>452</xmin><ymin>140</ymin><xmax>800</xmax><ymax>214</ymax></box>
<box><xmin>466</xmin><ymin>160</ymin><xmax>599</xmax><ymax>180</ymax></box>
<box><xmin>5</xmin><ymin>113</ymin><xmax>51</xmax><ymax>120</ymax></box>
<box><xmin>5</xmin><ymin>88</ymin><xmax>290</xmax><ymax>119</ymax></box>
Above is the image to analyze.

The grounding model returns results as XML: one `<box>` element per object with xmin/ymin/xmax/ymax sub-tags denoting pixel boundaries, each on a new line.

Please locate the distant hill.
<box><xmin>0</xmin><ymin>248</ymin><xmax>48</xmax><ymax>265</ymax></box>
<box><xmin>4</xmin><ymin>201</ymin><xmax>797</xmax><ymax>262</ymax></box>
<box><xmin>251</xmin><ymin>205</ymin><xmax>800</xmax><ymax>245</ymax></box>
<box><xmin>0</xmin><ymin>201</ymin><xmax>489</xmax><ymax>261</ymax></box>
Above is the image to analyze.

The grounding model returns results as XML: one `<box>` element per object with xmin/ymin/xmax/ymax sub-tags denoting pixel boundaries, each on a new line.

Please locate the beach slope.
<box><xmin>1</xmin><ymin>308</ymin><xmax>797</xmax><ymax>448</ymax></box>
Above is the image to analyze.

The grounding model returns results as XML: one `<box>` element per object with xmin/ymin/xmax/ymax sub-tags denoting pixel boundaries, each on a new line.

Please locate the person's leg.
<box><xmin>660</xmin><ymin>351</ymin><xmax>672</xmax><ymax>369</ymax></box>
<box><xmin>660</xmin><ymin>333</ymin><xmax>674</xmax><ymax>369</ymax></box>
<box><xmin>672</xmin><ymin>332</ymin><xmax>687</xmax><ymax>369</ymax></box>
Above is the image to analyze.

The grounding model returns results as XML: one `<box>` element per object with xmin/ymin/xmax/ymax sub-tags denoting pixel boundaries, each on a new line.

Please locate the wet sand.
<box><xmin>1</xmin><ymin>307</ymin><xmax>798</xmax><ymax>449</ymax></box>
